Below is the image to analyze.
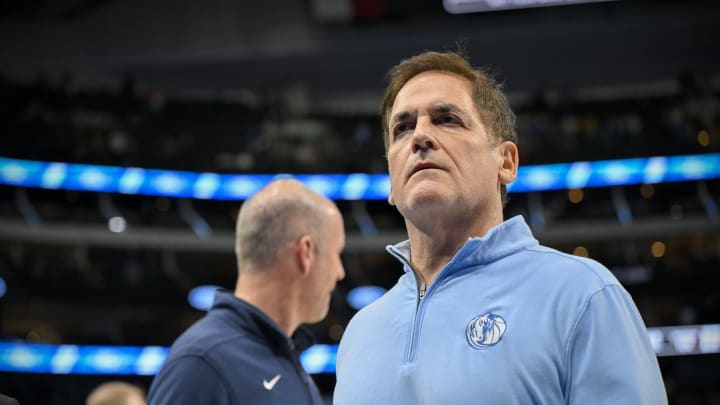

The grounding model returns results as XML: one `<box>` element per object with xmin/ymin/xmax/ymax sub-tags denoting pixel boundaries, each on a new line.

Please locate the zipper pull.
<box><xmin>418</xmin><ymin>282</ymin><xmax>426</xmax><ymax>300</ymax></box>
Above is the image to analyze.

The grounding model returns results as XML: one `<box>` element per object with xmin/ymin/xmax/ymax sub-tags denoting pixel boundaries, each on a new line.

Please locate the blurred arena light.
<box><xmin>443</xmin><ymin>0</ymin><xmax>618</xmax><ymax>14</ymax></box>
<box><xmin>0</xmin><ymin>277</ymin><xmax>6</xmax><ymax>298</ymax></box>
<box><xmin>1</xmin><ymin>153</ymin><xmax>717</xmax><ymax>200</ymax></box>
<box><xmin>300</xmin><ymin>344</ymin><xmax>336</xmax><ymax>374</ymax></box>
<box><xmin>651</xmin><ymin>241</ymin><xmax>666</xmax><ymax>258</ymax></box>
<box><xmin>572</xmin><ymin>246</ymin><xmax>589</xmax><ymax>257</ymax></box>
<box><xmin>346</xmin><ymin>285</ymin><xmax>387</xmax><ymax>310</ymax></box>
<box><xmin>187</xmin><ymin>285</ymin><xmax>222</xmax><ymax>311</ymax></box>
<box><xmin>0</xmin><ymin>344</ymin><xmax>168</xmax><ymax>375</ymax></box>
<box><xmin>107</xmin><ymin>216</ymin><xmax>127</xmax><ymax>233</ymax></box>
<box><xmin>0</xmin><ymin>323</ymin><xmax>717</xmax><ymax>376</ymax></box>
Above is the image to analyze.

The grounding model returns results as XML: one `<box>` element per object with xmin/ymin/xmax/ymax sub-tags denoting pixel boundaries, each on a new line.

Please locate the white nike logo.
<box><xmin>263</xmin><ymin>374</ymin><xmax>282</xmax><ymax>390</ymax></box>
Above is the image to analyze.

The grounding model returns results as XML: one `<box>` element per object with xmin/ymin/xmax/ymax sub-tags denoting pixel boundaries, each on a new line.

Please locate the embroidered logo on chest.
<box><xmin>465</xmin><ymin>313</ymin><xmax>507</xmax><ymax>349</ymax></box>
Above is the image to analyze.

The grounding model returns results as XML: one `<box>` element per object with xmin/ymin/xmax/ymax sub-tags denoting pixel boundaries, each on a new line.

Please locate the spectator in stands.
<box><xmin>334</xmin><ymin>50</ymin><xmax>667</xmax><ymax>404</ymax></box>
<box><xmin>86</xmin><ymin>381</ymin><xmax>145</xmax><ymax>405</ymax></box>
<box><xmin>0</xmin><ymin>394</ymin><xmax>19</xmax><ymax>405</ymax></box>
<box><xmin>147</xmin><ymin>179</ymin><xmax>345</xmax><ymax>404</ymax></box>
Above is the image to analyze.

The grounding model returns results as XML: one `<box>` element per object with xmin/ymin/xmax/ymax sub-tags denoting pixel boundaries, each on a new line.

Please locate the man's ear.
<box><xmin>388</xmin><ymin>189</ymin><xmax>395</xmax><ymax>206</ymax></box>
<box><xmin>296</xmin><ymin>234</ymin><xmax>314</xmax><ymax>275</ymax></box>
<box><xmin>497</xmin><ymin>141</ymin><xmax>519</xmax><ymax>185</ymax></box>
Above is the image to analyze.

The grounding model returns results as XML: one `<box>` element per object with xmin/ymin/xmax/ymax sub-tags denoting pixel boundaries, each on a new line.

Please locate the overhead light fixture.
<box><xmin>443</xmin><ymin>0</ymin><xmax>618</xmax><ymax>14</ymax></box>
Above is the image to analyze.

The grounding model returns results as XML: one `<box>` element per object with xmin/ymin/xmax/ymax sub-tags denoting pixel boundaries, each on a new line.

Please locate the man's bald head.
<box><xmin>235</xmin><ymin>179</ymin><xmax>339</xmax><ymax>271</ymax></box>
<box><xmin>86</xmin><ymin>382</ymin><xmax>145</xmax><ymax>405</ymax></box>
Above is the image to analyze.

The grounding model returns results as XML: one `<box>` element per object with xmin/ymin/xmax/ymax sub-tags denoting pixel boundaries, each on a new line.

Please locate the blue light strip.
<box><xmin>1</xmin><ymin>323</ymin><xmax>718</xmax><ymax>375</ymax></box>
<box><xmin>507</xmin><ymin>154</ymin><xmax>720</xmax><ymax>192</ymax></box>
<box><xmin>0</xmin><ymin>342</ymin><xmax>335</xmax><ymax>375</ymax></box>
<box><xmin>0</xmin><ymin>154</ymin><xmax>718</xmax><ymax>200</ymax></box>
<box><xmin>0</xmin><ymin>343</ymin><xmax>169</xmax><ymax>375</ymax></box>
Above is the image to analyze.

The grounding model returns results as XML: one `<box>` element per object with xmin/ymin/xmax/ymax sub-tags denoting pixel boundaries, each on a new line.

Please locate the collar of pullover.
<box><xmin>211</xmin><ymin>289</ymin><xmax>315</xmax><ymax>353</ymax></box>
<box><xmin>386</xmin><ymin>215</ymin><xmax>539</xmax><ymax>275</ymax></box>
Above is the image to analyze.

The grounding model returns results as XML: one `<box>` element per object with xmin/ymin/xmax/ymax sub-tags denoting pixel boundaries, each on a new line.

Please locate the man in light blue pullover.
<box><xmin>334</xmin><ymin>51</ymin><xmax>667</xmax><ymax>404</ymax></box>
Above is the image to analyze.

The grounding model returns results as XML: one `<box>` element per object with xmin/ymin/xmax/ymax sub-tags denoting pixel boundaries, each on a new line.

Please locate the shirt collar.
<box><xmin>386</xmin><ymin>215</ymin><xmax>539</xmax><ymax>272</ymax></box>
<box><xmin>211</xmin><ymin>289</ymin><xmax>316</xmax><ymax>352</ymax></box>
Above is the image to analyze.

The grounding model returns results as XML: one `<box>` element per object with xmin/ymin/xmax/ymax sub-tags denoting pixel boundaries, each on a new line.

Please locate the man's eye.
<box><xmin>393</xmin><ymin>123</ymin><xmax>411</xmax><ymax>137</ymax></box>
<box><xmin>437</xmin><ymin>115</ymin><xmax>459</xmax><ymax>124</ymax></box>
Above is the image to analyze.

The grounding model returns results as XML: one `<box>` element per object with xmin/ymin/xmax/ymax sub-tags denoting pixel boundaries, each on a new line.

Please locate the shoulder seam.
<box><xmin>525</xmin><ymin>246</ymin><xmax>614</xmax><ymax>286</ymax></box>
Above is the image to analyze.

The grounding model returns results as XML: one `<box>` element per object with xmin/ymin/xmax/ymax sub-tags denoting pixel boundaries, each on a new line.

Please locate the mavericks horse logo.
<box><xmin>466</xmin><ymin>313</ymin><xmax>507</xmax><ymax>349</ymax></box>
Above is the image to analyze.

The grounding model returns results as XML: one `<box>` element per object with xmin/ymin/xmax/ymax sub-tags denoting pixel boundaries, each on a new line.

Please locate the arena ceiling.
<box><xmin>1</xmin><ymin>0</ymin><xmax>718</xmax><ymax>112</ymax></box>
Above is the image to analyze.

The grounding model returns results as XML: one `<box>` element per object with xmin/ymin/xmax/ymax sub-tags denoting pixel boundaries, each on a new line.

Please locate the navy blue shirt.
<box><xmin>148</xmin><ymin>290</ymin><xmax>324</xmax><ymax>405</ymax></box>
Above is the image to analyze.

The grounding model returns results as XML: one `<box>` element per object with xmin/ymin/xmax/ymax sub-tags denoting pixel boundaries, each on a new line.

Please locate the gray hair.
<box><xmin>235</xmin><ymin>195</ymin><xmax>328</xmax><ymax>270</ymax></box>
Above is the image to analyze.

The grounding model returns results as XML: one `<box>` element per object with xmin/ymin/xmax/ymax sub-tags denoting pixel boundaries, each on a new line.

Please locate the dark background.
<box><xmin>0</xmin><ymin>0</ymin><xmax>719</xmax><ymax>403</ymax></box>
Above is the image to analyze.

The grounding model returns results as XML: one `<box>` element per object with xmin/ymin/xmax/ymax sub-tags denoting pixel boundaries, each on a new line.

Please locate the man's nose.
<box><xmin>411</xmin><ymin>118</ymin><xmax>439</xmax><ymax>153</ymax></box>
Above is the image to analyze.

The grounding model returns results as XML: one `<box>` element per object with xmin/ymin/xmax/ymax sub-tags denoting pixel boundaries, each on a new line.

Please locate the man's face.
<box><xmin>306</xmin><ymin>209</ymin><xmax>346</xmax><ymax>323</ymax></box>
<box><xmin>386</xmin><ymin>70</ymin><xmax>505</xmax><ymax>223</ymax></box>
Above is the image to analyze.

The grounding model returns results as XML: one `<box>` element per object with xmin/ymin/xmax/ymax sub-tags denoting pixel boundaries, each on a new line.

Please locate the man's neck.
<box><xmin>404</xmin><ymin>210</ymin><xmax>503</xmax><ymax>287</ymax></box>
<box><xmin>405</xmin><ymin>228</ymin><xmax>460</xmax><ymax>287</ymax></box>
<box><xmin>234</xmin><ymin>275</ymin><xmax>300</xmax><ymax>337</ymax></box>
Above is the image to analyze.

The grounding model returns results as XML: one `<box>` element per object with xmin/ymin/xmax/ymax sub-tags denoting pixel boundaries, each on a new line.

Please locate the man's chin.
<box><xmin>400</xmin><ymin>190</ymin><xmax>449</xmax><ymax>212</ymax></box>
<box><xmin>308</xmin><ymin>307</ymin><xmax>331</xmax><ymax>325</ymax></box>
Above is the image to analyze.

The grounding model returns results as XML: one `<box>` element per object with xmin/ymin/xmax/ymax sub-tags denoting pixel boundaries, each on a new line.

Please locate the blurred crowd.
<box><xmin>0</xmin><ymin>72</ymin><xmax>717</xmax><ymax>174</ymax></box>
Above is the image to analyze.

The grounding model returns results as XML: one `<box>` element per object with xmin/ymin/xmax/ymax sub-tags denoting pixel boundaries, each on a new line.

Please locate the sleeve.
<box><xmin>566</xmin><ymin>284</ymin><xmax>668</xmax><ymax>405</ymax></box>
<box><xmin>147</xmin><ymin>356</ymin><xmax>231</xmax><ymax>405</ymax></box>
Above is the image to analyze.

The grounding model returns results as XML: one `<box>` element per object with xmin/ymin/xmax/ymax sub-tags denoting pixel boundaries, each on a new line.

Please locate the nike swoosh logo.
<box><xmin>263</xmin><ymin>374</ymin><xmax>282</xmax><ymax>390</ymax></box>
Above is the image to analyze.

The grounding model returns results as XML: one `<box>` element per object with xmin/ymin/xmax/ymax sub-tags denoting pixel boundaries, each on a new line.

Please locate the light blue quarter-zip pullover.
<box><xmin>335</xmin><ymin>216</ymin><xmax>666</xmax><ymax>405</ymax></box>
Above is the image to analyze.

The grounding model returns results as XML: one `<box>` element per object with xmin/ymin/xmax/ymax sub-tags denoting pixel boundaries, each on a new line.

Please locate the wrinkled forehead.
<box><xmin>391</xmin><ymin>71</ymin><xmax>477</xmax><ymax>117</ymax></box>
